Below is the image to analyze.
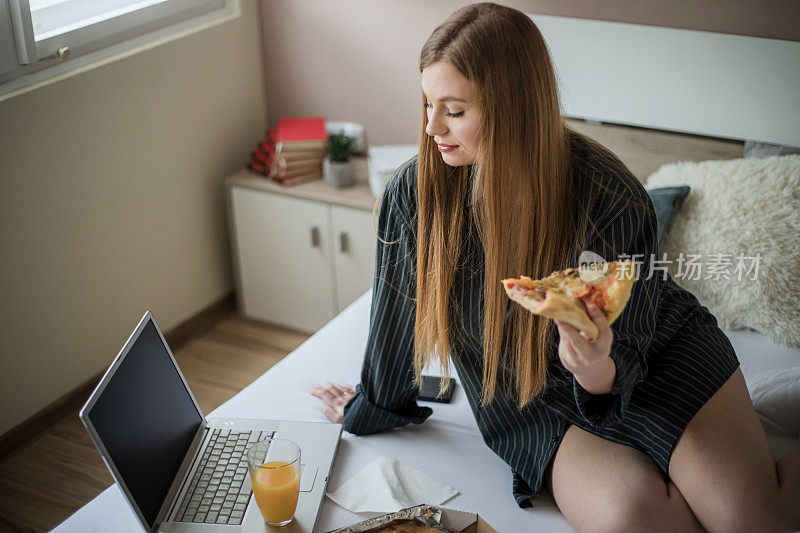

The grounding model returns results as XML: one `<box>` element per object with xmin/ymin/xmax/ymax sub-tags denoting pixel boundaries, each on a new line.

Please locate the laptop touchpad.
<box><xmin>300</xmin><ymin>464</ymin><xmax>317</xmax><ymax>492</ymax></box>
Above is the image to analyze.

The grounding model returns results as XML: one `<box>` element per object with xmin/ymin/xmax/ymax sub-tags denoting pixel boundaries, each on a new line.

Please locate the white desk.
<box><xmin>53</xmin><ymin>289</ymin><xmax>800</xmax><ymax>533</ymax></box>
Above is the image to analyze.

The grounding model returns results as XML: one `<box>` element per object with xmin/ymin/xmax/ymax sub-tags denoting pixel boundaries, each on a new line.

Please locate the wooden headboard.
<box><xmin>565</xmin><ymin>118</ymin><xmax>743</xmax><ymax>183</ymax></box>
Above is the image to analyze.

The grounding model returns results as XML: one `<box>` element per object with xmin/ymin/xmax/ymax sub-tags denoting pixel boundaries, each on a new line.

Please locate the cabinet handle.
<box><xmin>310</xmin><ymin>226</ymin><xmax>320</xmax><ymax>247</ymax></box>
<box><xmin>339</xmin><ymin>232</ymin><xmax>349</xmax><ymax>254</ymax></box>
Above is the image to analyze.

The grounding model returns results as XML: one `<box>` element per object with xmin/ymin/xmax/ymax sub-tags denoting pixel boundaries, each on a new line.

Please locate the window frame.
<box><xmin>1</xmin><ymin>0</ymin><xmax>239</xmax><ymax>101</ymax></box>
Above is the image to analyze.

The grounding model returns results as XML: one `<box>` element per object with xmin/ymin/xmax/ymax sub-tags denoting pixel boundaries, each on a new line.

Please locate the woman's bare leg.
<box><xmin>545</xmin><ymin>425</ymin><xmax>704</xmax><ymax>532</ymax></box>
<box><xmin>668</xmin><ymin>368</ymin><xmax>800</xmax><ymax>532</ymax></box>
<box><xmin>547</xmin><ymin>367</ymin><xmax>800</xmax><ymax>532</ymax></box>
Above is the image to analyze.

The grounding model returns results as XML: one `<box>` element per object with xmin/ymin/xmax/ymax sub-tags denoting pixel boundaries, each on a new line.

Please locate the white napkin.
<box><xmin>326</xmin><ymin>456</ymin><xmax>459</xmax><ymax>514</ymax></box>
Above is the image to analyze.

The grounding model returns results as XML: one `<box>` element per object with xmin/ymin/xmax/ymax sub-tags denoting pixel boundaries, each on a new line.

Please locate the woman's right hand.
<box><xmin>310</xmin><ymin>382</ymin><xmax>356</xmax><ymax>423</ymax></box>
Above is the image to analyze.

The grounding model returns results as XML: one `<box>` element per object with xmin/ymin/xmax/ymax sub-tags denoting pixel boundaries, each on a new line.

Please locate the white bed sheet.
<box><xmin>726</xmin><ymin>328</ymin><xmax>800</xmax><ymax>460</ymax></box>
<box><xmin>53</xmin><ymin>289</ymin><xmax>800</xmax><ymax>533</ymax></box>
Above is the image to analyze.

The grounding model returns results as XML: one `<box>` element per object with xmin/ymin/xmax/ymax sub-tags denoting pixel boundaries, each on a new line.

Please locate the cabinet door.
<box><xmin>331</xmin><ymin>204</ymin><xmax>378</xmax><ymax>312</ymax></box>
<box><xmin>231</xmin><ymin>187</ymin><xmax>336</xmax><ymax>333</ymax></box>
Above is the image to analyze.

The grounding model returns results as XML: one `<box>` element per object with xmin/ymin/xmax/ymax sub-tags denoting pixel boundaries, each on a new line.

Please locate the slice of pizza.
<box><xmin>501</xmin><ymin>260</ymin><xmax>637</xmax><ymax>339</ymax></box>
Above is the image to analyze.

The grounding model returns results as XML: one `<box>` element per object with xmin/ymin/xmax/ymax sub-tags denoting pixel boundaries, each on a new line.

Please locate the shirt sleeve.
<box><xmin>342</xmin><ymin>167</ymin><xmax>433</xmax><ymax>435</ymax></box>
<box><xmin>571</xmin><ymin>190</ymin><xmax>661</xmax><ymax>428</ymax></box>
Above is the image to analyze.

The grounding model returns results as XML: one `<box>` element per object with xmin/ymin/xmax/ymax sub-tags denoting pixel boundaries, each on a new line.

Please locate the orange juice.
<box><xmin>250</xmin><ymin>461</ymin><xmax>300</xmax><ymax>524</ymax></box>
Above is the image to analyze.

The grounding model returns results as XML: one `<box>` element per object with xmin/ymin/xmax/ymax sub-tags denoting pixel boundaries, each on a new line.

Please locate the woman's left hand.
<box><xmin>310</xmin><ymin>382</ymin><xmax>356</xmax><ymax>423</ymax></box>
<box><xmin>554</xmin><ymin>302</ymin><xmax>616</xmax><ymax>395</ymax></box>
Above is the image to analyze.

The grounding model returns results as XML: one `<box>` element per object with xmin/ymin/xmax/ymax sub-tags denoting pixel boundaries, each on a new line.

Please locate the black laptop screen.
<box><xmin>87</xmin><ymin>319</ymin><xmax>203</xmax><ymax>528</ymax></box>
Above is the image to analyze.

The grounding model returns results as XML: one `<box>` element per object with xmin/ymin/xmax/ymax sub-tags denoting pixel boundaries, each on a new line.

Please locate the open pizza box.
<box><xmin>326</xmin><ymin>504</ymin><xmax>498</xmax><ymax>533</ymax></box>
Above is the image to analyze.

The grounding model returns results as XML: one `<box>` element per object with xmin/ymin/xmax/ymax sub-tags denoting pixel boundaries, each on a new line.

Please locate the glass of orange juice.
<box><xmin>245</xmin><ymin>438</ymin><xmax>301</xmax><ymax>527</ymax></box>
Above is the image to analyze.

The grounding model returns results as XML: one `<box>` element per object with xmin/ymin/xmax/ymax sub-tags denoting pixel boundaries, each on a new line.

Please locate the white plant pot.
<box><xmin>323</xmin><ymin>158</ymin><xmax>355</xmax><ymax>188</ymax></box>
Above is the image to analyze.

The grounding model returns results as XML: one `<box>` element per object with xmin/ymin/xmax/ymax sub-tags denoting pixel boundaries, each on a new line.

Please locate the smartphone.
<box><xmin>417</xmin><ymin>375</ymin><xmax>456</xmax><ymax>403</ymax></box>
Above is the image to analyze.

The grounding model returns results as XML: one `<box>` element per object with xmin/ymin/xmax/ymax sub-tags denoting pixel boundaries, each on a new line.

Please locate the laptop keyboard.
<box><xmin>175</xmin><ymin>428</ymin><xmax>273</xmax><ymax>525</ymax></box>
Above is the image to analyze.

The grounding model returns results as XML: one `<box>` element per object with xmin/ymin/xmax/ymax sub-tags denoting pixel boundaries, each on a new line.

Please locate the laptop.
<box><xmin>79</xmin><ymin>311</ymin><xmax>342</xmax><ymax>532</ymax></box>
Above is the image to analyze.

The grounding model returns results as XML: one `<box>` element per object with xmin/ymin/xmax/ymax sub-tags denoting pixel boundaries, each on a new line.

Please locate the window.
<box><xmin>1</xmin><ymin>0</ymin><xmax>237</xmax><ymax>99</ymax></box>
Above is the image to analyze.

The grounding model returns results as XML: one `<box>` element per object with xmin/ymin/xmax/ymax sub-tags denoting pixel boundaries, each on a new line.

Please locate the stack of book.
<box><xmin>248</xmin><ymin>117</ymin><xmax>328</xmax><ymax>186</ymax></box>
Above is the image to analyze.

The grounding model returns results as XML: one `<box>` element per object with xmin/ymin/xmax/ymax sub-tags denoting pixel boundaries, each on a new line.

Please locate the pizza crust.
<box><xmin>601</xmin><ymin>260</ymin><xmax>637</xmax><ymax>324</ymax></box>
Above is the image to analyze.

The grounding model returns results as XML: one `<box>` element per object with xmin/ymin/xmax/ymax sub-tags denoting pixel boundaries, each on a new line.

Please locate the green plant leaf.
<box><xmin>326</xmin><ymin>132</ymin><xmax>358</xmax><ymax>162</ymax></box>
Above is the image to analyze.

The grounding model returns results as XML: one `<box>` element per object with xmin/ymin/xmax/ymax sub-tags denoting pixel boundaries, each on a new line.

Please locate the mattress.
<box><xmin>53</xmin><ymin>289</ymin><xmax>800</xmax><ymax>533</ymax></box>
<box><xmin>723</xmin><ymin>327</ymin><xmax>800</xmax><ymax>460</ymax></box>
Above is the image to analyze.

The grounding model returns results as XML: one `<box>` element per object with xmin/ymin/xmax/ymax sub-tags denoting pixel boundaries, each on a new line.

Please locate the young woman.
<box><xmin>311</xmin><ymin>4</ymin><xmax>800</xmax><ymax>531</ymax></box>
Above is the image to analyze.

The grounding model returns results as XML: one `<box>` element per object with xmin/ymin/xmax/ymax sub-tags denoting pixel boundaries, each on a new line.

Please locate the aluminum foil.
<box><xmin>327</xmin><ymin>504</ymin><xmax>453</xmax><ymax>532</ymax></box>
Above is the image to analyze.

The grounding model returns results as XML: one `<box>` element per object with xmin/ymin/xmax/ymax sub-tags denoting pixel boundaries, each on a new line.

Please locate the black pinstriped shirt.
<box><xmin>342</xmin><ymin>152</ymin><xmax>738</xmax><ymax>506</ymax></box>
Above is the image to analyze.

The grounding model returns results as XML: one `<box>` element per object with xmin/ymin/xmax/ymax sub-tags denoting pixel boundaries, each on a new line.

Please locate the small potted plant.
<box><xmin>323</xmin><ymin>132</ymin><xmax>359</xmax><ymax>188</ymax></box>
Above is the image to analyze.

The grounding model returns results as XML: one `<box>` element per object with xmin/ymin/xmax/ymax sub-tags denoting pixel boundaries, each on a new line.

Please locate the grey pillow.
<box><xmin>744</xmin><ymin>141</ymin><xmax>800</xmax><ymax>158</ymax></box>
<box><xmin>645</xmin><ymin>186</ymin><xmax>691</xmax><ymax>253</ymax></box>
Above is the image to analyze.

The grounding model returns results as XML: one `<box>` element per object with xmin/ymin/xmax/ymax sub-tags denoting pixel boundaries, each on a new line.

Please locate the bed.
<box><xmin>52</xmin><ymin>126</ymin><xmax>800</xmax><ymax>532</ymax></box>
<box><xmin>52</xmin><ymin>287</ymin><xmax>800</xmax><ymax>533</ymax></box>
<box><xmin>54</xmin><ymin>15</ymin><xmax>799</xmax><ymax>533</ymax></box>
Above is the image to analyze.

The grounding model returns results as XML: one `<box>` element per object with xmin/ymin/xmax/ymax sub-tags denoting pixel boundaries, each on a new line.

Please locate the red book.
<box><xmin>272</xmin><ymin>165</ymin><xmax>322</xmax><ymax>185</ymax></box>
<box><xmin>276</xmin><ymin>172</ymin><xmax>322</xmax><ymax>186</ymax></box>
<box><xmin>248</xmin><ymin>160</ymin><xmax>270</xmax><ymax>177</ymax></box>
<box><xmin>275</xmin><ymin>117</ymin><xmax>327</xmax><ymax>142</ymax></box>
<box><xmin>274</xmin><ymin>164</ymin><xmax>321</xmax><ymax>179</ymax></box>
<box><xmin>259</xmin><ymin>140</ymin><xmax>276</xmax><ymax>157</ymax></box>
<box><xmin>273</xmin><ymin>149</ymin><xmax>325</xmax><ymax>162</ymax></box>
<box><xmin>274</xmin><ymin>117</ymin><xmax>328</xmax><ymax>153</ymax></box>
<box><xmin>252</xmin><ymin>149</ymin><xmax>273</xmax><ymax>166</ymax></box>
<box><xmin>273</xmin><ymin>158</ymin><xmax>322</xmax><ymax>176</ymax></box>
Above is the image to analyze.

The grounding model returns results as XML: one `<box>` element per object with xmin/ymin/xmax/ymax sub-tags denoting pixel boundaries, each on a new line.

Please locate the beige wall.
<box><xmin>0</xmin><ymin>1</ymin><xmax>267</xmax><ymax>434</ymax></box>
<box><xmin>259</xmin><ymin>0</ymin><xmax>799</xmax><ymax>147</ymax></box>
<box><xmin>2</xmin><ymin>0</ymin><xmax>796</xmax><ymax>436</ymax></box>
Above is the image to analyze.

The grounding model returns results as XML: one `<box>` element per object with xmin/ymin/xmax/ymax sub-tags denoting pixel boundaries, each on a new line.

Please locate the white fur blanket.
<box><xmin>646</xmin><ymin>155</ymin><xmax>800</xmax><ymax>348</ymax></box>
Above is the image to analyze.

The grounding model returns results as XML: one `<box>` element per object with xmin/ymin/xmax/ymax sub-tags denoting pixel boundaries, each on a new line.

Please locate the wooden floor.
<box><xmin>0</xmin><ymin>314</ymin><xmax>309</xmax><ymax>533</ymax></box>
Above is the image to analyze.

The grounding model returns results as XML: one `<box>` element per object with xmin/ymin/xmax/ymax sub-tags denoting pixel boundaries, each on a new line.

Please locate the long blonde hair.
<box><xmin>383</xmin><ymin>3</ymin><xmax>634</xmax><ymax>408</ymax></box>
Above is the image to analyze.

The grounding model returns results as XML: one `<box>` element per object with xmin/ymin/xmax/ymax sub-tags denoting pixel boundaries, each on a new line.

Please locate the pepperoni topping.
<box><xmin>576</xmin><ymin>285</ymin><xmax>607</xmax><ymax>310</ymax></box>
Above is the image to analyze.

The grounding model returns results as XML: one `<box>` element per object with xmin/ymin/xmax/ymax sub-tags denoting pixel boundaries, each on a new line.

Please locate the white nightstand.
<box><xmin>225</xmin><ymin>157</ymin><xmax>379</xmax><ymax>333</ymax></box>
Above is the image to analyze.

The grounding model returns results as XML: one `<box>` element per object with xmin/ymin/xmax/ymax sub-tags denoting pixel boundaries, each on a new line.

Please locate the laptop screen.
<box><xmin>86</xmin><ymin>318</ymin><xmax>203</xmax><ymax>528</ymax></box>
